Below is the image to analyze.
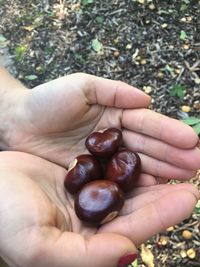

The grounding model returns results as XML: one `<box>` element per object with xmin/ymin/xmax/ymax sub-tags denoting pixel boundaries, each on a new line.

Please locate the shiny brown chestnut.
<box><xmin>105</xmin><ymin>149</ymin><xmax>141</xmax><ymax>192</ymax></box>
<box><xmin>64</xmin><ymin>154</ymin><xmax>102</xmax><ymax>194</ymax></box>
<box><xmin>74</xmin><ymin>180</ymin><xmax>124</xmax><ymax>226</ymax></box>
<box><xmin>85</xmin><ymin>128</ymin><xmax>122</xmax><ymax>158</ymax></box>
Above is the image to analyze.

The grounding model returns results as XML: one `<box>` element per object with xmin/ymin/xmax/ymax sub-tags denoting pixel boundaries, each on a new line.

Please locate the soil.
<box><xmin>0</xmin><ymin>1</ymin><xmax>200</xmax><ymax>266</ymax></box>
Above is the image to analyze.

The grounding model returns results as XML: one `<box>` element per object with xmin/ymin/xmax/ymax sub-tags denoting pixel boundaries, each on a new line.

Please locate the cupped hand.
<box><xmin>0</xmin><ymin>151</ymin><xmax>198</xmax><ymax>267</ymax></box>
<box><xmin>6</xmin><ymin>73</ymin><xmax>200</xmax><ymax>184</ymax></box>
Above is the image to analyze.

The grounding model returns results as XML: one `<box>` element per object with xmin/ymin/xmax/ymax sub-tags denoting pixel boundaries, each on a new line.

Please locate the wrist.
<box><xmin>0</xmin><ymin>66</ymin><xmax>29</xmax><ymax>149</ymax></box>
<box><xmin>0</xmin><ymin>65</ymin><xmax>26</xmax><ymax>91</ymax></box>
<box><xmin>0</xmin><ymin>90</ymin><xmax>29</xmax><ymax>150</ymax></box>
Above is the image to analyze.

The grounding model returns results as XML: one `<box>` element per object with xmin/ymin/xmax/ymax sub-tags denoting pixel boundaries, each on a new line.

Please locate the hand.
<box><xmin>3</xmin><ymin>73</ymin><xmax>200</xmax><ymax>184</ymax></box>
<box><xmin>0</xmin><ymin>151</ymin><xmax>198</xmax><ymax>267</ymax></box>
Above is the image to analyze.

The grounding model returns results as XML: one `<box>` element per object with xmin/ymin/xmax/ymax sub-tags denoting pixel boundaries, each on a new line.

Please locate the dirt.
<box><xmin>0</xmin><ymin>0</ymin><xmax>200</xmax><ymax>266</ymax></box>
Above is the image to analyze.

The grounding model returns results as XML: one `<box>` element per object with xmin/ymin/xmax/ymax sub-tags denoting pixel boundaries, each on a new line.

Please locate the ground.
<box><xmin>0</xmin><ymin>0</ymin><xmax>200</xmax><ymax>266</ymax></box>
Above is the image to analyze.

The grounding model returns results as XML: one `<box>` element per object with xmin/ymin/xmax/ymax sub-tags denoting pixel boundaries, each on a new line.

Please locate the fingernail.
<box><xmin>117</xmin><ymin>253</ymin><xmax>137</xmax><ymax>267</ymax></box>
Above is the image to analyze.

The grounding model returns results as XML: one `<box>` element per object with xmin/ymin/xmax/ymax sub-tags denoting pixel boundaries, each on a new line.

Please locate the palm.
<box><xmin>11</xmin><ymin>73</ymin><xmax>200</xmax><ymax>185</ymax></box>
<box><xmin>12</xmin><ymin>74</ymin><xmax>126</xmax><ymax>166</ymax></box>
<box><xmin>0</xmin><ymin>152</ymin><xmax>95</xmax><ymax>266</ymax></box>
<box><xmin>0</xmin><ymin>152</ymin><xmax>198</xmax><ymax>267</ymax></box>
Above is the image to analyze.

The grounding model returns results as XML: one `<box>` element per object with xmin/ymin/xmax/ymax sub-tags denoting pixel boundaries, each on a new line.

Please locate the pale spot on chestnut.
<box><xmin>64</xmin><ymin>154</ymin><xmax>102</xmax><ymax>194</ymax></box>
<box><xmin>68</xmin><ymin>158</ymin><xmax>77</xmax><ymax>172</ymax></box>
<box><xmin>74</xmin><ymin>180</ymin><xmax>124</xmax><ymax>226</ymax></box>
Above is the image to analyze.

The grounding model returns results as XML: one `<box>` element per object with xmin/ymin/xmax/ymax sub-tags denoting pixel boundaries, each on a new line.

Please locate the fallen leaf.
<box><xmin>131</xmin><ymin>258</ymin><xmax>138</xmax><ymax>266</ymax></box>
<box><xmin>0</xmin><ymin>34</ymin><xmax>6</xmax><ymax>42</ymax></box>
<box><xmin>141</xmin><ymin>244</ymin><xmax>155</xmax><ymax>267</ymax></box>
<box><xmin>0</xmin><ymin>34</ymin><xmax>8</xmax><ymax>48</ymax></box>
<box><xmin>157</xmin><ymin>236</ymin><xmax>169</xmax><ymax>246</ymax></box>
<box><xmin>25</xmin><ymin>74</ymin><xmax>38</xmax><ymax>81</ymax></box>
<box><xmin>195</xmin><ymin>77</ymin><xmax>200</xmax><ymax>84</ymax></box>
<box><xmin>21</xmin><ymin>25</ymin><xmax>35</xmax><ymax>32</ymax></box>
<box><xmin>180</xmin><ymin>30</ymin><xmax>187</xmax><ymax>40</ymax></box>
<box><xmin>91</xmin><ymin>39</ymin><xmax>103</xmax><ymax>53</ymax></box>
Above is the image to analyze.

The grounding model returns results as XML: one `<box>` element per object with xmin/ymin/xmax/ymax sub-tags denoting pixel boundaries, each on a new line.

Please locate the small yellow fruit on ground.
<box><xmin>182</xmin><ymin>230</ymin><xmax>192</xmax><ymax>240</ymax></box>
<box><xmin>186</xmin><ymin>248</ymin><xmax>196</xmax><ymax>259</ymax></box>
<box><xmin>181</xmin><ymin>105</ymin><xmax>191</xmax><ymax>112</ymax></box>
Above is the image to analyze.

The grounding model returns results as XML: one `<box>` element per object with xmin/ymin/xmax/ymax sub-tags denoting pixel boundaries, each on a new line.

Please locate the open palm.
<box><xmin>0</xmin><ymin>151</ymin><xmax>198</xmax><ymax>267</ymax></box>
<box><xmin>6</xmin><ymin>73</ymin><xmax>200</xmax><ymax>185</ymax></box>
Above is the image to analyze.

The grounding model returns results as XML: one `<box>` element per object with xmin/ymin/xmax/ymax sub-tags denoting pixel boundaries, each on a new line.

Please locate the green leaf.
<box><xmin>180</xmin><ymin>4</ymin><xmax>188</xmax><ymax>11</ymax></box>
<box><xmin>169</xmin><ymin>90</ymin><xmax>176</xmax><ymax>97</ymax></box>
<box><xmin>74</xmin><ymin>53</ymin><xmax>86</xmax><ymax>64</ymax></box>
<box><xmin>0</xmin><ymin>34</ymin><xmax>7</xmax><ymax>48</ymax></box>
<box><xmin>182</xmin><ymin>0</ymin><xmax>190</xmax><ymax>3</ymax></box>
<box><xmin>195</xmin><ymin>200</ymin><xmax>200</xmax><ymax>214</ymax></box>
<box><xmin>91</xmin><ymin>39</ymin><xmax>103</xmax><ymax>53</ymax></box>
<box><xmin>0</xmin><ymin>35</ymin><xmax>6</xmax><ymax>42</ymax></box>
<box><xmin>15</xmin><ymin>45</ymin><xmax>26</xmax><ymax>61</ymax></box>
<box><xmin>82</xmin><ymin>0</ymin><xmax>94</xmax><ymax>5</ymax></box>
<box><xmin>132</xmin><ymin>259</ymin><xmax>138</xmax><ymax>266</ymax></box>
<box><xmin>25</xmin><ymin>74</ymin><xmax>38</xmax><ymax>81</ymax></box>
<box><xmin>180</xmin><ymin>30</ymin><xmax>187</xmax><ymax>41</ymax></box>
<box><xmin>181</xmin><ymin>117</ymin><xmax>200</xmax><ymax>126</ymax></box>
<box><xmin>164</xmin><ymin>65</ymin><xmax>174</xmax><ymax>75</ymax></box>
<box><xmin>170</xmin><ymin>84</ymin><xmax>185</xmax><ymax>99</ymax></box>
<box><xmin>96</xmin><ymin>16</ymin><xmax>104</xmax><ymax>24</ymax></box>
<box><xmin>193</xmin><ymin>122</ymin><xmax>200</xmax><ymax>135</ymax></box>
<box><xmin>177</xmin><ymin>88</ymin><xmax>185</xmax><ymax>99</ymax></box>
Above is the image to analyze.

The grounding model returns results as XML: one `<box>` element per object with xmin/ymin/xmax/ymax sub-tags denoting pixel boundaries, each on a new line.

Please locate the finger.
<box><xmin>122</xmin><ymin>183</ymin><xmax>199</xmax><ymax>216</ymax></box>
<box><xmin>127</xmin><ymin>182</ymin><xmax>199</xmax><ymax>198</ymax></box>
<box><xmin>123</xmin><ymin>129</ymin><xmax>200</xmax><ymax>170</ymax></box>
<box><xmin>139</xmin><ymin>153</ymin><xmax>196</xmax><ymax>180</ymax></box>
<box><xmin>122</xmin><ymin>109</ymin><xmax>199</xmax><ymax>148</ymax></box>
<box><xmin>132</xmin><ymin>175</ymin><xmax>169</xmax><ymax>187</ymax></box>
<box><xmin>29</xmin><ymin>231</ymin><xmax>137</xmax><ymax>267</ymax></box>
<box><xmin>136</xmin><ymin>173</ymin><xmax>157</xmax><ymax>186</ymax></box>
<box><xmin>100</xmin><ymin>188</ymin><xmax>199</xmax><ymax>247</ymax></box>
<box><xmin>124</xmin><ymin>175</ymin><xmax>168</xmax><ymax>200</ymax></box>
<box><xmin>155</xmin><ymin>177</ymin><xmax>169</xmax><ymax>184</ymax></box>
<box><xmin>82</xmin><ymin>74</ymin><xmax>151</xmax><ymax>108</ymax></box>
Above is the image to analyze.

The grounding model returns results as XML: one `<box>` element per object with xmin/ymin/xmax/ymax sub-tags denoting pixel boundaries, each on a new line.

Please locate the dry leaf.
<box><xmin>157</xmin><ymin>236</ymin><xmax>169</xmax><ymax>246</ymax></box>
<box><xmin>57</xmin><ymin>11</ymin><xmax>65</xmax><ymax>20</ymax></box>
<box><xmin>21</xmin><ymin>25</ymin><xmax>35</xmax><ymax>32</ymax></box>
<box><xmin>141</xmin><ymin>244</ymin><xmax>155</xmax><ymax>267</ymax></box>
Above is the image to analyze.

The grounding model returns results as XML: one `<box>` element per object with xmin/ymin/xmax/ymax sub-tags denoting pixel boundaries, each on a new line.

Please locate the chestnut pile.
<box><xmin>64</xmin><ymin>128</ymin><xmax>141</xmax><ymax>226</ymax></box>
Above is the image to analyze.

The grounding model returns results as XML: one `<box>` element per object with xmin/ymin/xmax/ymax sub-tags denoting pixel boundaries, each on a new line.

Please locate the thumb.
<box><xmin>31</xmin><ymin>231</ymin><xmax>138</xmax><ymax>267</ymax></box>
<box><xmin>83</xmin><ymin>74</ymin><xmax>151</xmax><ymax>109</ymax></box>
<box><xmin>83</xmin><ymin>233</ymin><xmax>138</xmax><ymax>267</ymax></box>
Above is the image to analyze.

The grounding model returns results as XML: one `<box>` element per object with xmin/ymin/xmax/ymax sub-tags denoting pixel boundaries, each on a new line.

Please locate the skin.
<box><xmin>0</xmin><ymin>72</ymin><xmax>200</xmax><ymax>185</ymax></box>
<box><xmin>0</xmin><ymin>67</ymin><xmax>200</xmax><ymax>266</ymax></box>
<box><xmin>0</xmin><ymin>151</ymin><xmax>199</xmax><ymax>267</ymax></box>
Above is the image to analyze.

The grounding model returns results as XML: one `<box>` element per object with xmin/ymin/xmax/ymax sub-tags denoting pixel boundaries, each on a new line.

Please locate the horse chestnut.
<box><xmin>85</xmin><ymin>128</ymin><xmax>122</xmax><ymax>158</ymax></box>
<box><xmin>64</xmin><ymin>154</ymin><xmax>102</xmax><ymax>194</ymax></box>
<box><xmin>74</xmin><ymin>180</ymin><xmax>124</xmax><ymax>226</ymax></box>
<box><xmin>105</xmin><ymin>149</ymin><xmax>141</xmax><ymax>192</ymax></box>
